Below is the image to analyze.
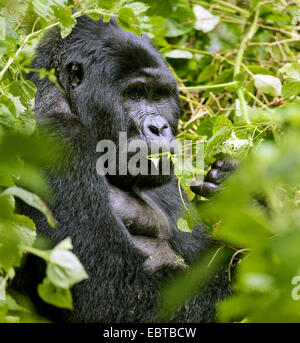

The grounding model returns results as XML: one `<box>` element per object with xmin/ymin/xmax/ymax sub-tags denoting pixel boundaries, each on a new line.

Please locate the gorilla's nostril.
<box><xmin>148</xmin><ymin>125</ymin><xmax>160</xmax><ymax>136</ymax></box>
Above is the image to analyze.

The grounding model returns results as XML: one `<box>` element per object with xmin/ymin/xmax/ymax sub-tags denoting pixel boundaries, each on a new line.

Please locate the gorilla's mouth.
<box><xmin>103</xmin><ymin>140</ymin><xmax>176</xmax><ymax>191</ymax></box>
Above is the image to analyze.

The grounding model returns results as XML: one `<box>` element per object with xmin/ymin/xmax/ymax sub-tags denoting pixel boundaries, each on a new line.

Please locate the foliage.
<box><xmin>0</xmin><ymin>0</ymin><xmax>299</xmax><ymax>322</ymax></box>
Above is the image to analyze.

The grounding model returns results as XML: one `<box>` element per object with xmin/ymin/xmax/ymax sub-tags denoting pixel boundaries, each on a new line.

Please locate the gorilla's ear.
<box><xmin>68</xmin><ymin>62</ymin><xmax>84</xmax><ymax>88</ymax></box>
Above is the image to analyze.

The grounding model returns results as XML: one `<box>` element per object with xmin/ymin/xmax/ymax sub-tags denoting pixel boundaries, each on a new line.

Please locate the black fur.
<box><xmin>14</xmin><ymin>15</ymin><xmax>230</xmax><ymax>322</ymax></box>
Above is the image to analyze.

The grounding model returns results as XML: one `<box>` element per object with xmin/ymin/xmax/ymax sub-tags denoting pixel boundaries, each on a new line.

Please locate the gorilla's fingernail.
<box><xmin>213</xmin><ymin>158</ymin><xmax>238</xmax><ymax>171</ymax></box>
<box><xmin>206</xmin><ymin>169</ymin><xmax>226</xmax><ymax>185</ymax></box>
<box><xmin>190</xmin><ymin>181</ymin><xmax>218</xmax><ymax>197</ymax></box>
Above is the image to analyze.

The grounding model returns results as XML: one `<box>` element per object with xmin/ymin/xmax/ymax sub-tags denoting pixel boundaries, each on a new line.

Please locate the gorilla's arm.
<box><xmin>145</xmin><ymin>179</ymin><xmax>211</xmax><ymax>264</ymax></box>
<box><xmin>146</xmin><ymin>158</ymin><xmax>237</xmax><ymax>264</ymax></box>
<box><xmin>108</xmin><ymin>184</ymin><xmax>187</xmax><ymax>273</ymax></box>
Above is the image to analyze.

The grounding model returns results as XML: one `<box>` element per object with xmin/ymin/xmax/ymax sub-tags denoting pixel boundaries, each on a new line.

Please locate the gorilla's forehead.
<box><xmin>69</xmin><ymin>15</ymin><xmax>174</xmax><ymax>83</ymax></box>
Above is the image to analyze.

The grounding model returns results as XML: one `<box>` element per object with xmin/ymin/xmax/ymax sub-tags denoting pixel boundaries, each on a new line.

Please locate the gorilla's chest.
<box><xmin>108</xmin><ymin>185</ymin><xmax>186</xmax><ymax>274</ymax></box>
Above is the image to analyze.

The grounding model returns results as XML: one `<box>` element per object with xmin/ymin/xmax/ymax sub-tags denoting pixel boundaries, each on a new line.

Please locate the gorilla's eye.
<box><xmin>127</xmin><ymin>85</ymin><xmax>147</xmax><ymax>101</ymax></box>
<box><xmin>152</xmin><ymin>88</ymin><xmax>168</xmax><ymax>100</ymax></box>
<box><xmin>68</xmin><ymin>62</ymin><xmax>84</xmax><ymax>88</ymax></box>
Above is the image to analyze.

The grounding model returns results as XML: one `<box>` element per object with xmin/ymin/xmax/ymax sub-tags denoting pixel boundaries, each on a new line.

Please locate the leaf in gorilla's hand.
<box><xmin>46</xmin><ymin>238</ymin><xmax>88</xmax><ymax>289</ymax></box>
<box><xmin>3</xmin><ymin>187</ymin><xmax>56</xmax><ymax>228</ymax></box>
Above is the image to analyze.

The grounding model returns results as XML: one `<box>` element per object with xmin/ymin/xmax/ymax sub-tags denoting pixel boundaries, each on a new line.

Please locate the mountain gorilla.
<box><xmin>15</xmin><ymin>15</ymin><xmax>235</xmax><ymax>322</ymax></box>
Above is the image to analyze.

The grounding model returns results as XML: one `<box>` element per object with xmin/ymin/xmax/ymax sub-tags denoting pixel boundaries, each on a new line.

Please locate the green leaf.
<box><xmin>52</xmin><ymin>6</ymin><xmax>77</xmax><ymax>39</ymax></box>
<box><xmin>177</xmin><ymin>217</ymin><xmax>192</xmax><ymax>233</ymax></box>
<box><xmin>205</xmin><ymin>127</ymin><xmax>232</xmax><ymax>158</ymax></box>
<box><xmin>0</xmin><ymin>175</ymin><xmax>15</xmax><ymax>188</ymax></box>
<box><xmin>103</xmin><ymin>14</ymin><xmax>111</xmax><ymax>22</ymax></box>
<box><xmin>165</xmin><ymin>49</ymin><xmax>193</xmax><ymax>59</ymax></box>
<box><xmin>0</xmin><ymin>105</ymin><xmax>16</xmax><ymax>128</ymax></box>
<box><xmin>117</xmin><ymin>7</ymin><xmax>141</xmax><ymax>35</ymax></box>
<box><xmin>212</xmin><ymin>115</ymin><xmax>233</xmax><ymax>134</ymax></box>
<box><xmin>279</xmin><ymin>63</ymin><xmax>300</xmax><ymax>81</ymax></box>
<box><xmin>0</xmin><ymin>16</ymin><xmax>6</xmax><ymax>40</ymax></box>
<box><xmin>3</xmin><ymin>187</ymin><xmax>56</xmax><ymax>228</ymax></box>
<box><xmin>17</xmin><ymin>109</ymin><xmax>36</xmax><ymax>136</ymax></box>
<box><xmin>46</xmin><ymin>238</ymin><xmax>88</xmax><ymax>289</ymax></box>
<box><xmin>246</xmin><ymin>65</ymin><xmax>273</xmax><ymax>75</ymax></box>
<box><xmin>7</xmin><ymin>94</ymin><xmax>26</xmax><ymax>118</ymax></box>
<box><xmin>282</xmin><ymin>80</ymin><xmax>300</xmax><ymax>99</ymax></box>
<box><xmin>0</xmin><ymin>276</ymin><xmax>6</xmax><ymax>301</ymax></box>
<box><xmin>31</xmin><ymin>0</ymin><xmax>68</xmax><ymax>20</ymax></box>
<box><xmin>9</xmin><ymin>80</ymin><xmax>37</xmax><ymax>105</ymax></box>
<box><xmin>124</xmin><ymin>2</ymin><xmax>150</xmax><ymax>16</ymax></box>
<box><xmin>0</xmin><ymin>294</ymin><xmax>28</xmax><ymax>313</ymax></box>
<box><xmin>0</xmin><ymin>95</ymin><xmax>18</xmax><ymax>118</ymax></box>
<box><xmin>0</xmin><ymin>220</ymin><xmax>22</xmax><ymax>272</ymax></box>
<box><xmin>197</xmin><ymin>63</ymin><xmax>218</xmax><ymax>83</ymax></box>
<box><xmin>13</xmin><ymin>214</ymin><xmax>36</xmax><ymax>248</ymax></box>
<box><xmin>87</xmin><ymin>0</ymin><xmax>123</xmax><ymax>10</ymax></box>
<box><xmin>38</xmin><ymin>278</ymin><xmax>73</xmax><ymax>309</ymax></box>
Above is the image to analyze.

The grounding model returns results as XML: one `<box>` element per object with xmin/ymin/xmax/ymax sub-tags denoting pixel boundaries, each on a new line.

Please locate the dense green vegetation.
<box><xmin>0</xmin><ymin>0</ymin><xmax>299</xmax><ymax>322</ymax></box>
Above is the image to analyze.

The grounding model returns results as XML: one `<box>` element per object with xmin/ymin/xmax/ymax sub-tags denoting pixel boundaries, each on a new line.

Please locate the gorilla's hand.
<box><xmin>190</xmin><ymin>158</ymin><xmax>238</xmax><ymax>198</ymax></box>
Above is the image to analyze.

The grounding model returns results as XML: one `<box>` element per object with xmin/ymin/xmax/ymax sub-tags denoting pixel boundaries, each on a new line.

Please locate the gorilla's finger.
<box><xmin>212</xmin><ymin>158</ymin><xmax>238</xmax><ymax>171</ymax></box>
<box><xmin>205</xmin><ymin>168</ymin><xmax>228</xmax><ymax>185</ymax></box>
<box><xmin>190</xmin><ymin>181</ymin><xmax>218</xmax><ymax>197</ymax></box>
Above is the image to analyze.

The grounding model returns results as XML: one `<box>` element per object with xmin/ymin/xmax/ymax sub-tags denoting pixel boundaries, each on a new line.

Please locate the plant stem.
<box><xmin>22</xmin><ymin>246</ymin><xmax>50</xmax><ymax>261</ymax></box>
<box><xmin>180</xmin><ymin>81</ymin><xmax>238</xmax><ymax>92</ymax></box>
<box><xmin>243</xmin><ymin>87</ymin><xmax>273</xmax><ymax>112</ymax></box>
<box><xmin>213</xmin><ymin>0</ymin><xmax>250</xmax><ymax>17</ymax></box>
<box><xmin>234</xmin><ymin>9</ymin><xmax>260</xmax><ymax>123</ymax></box>
<box><xmin>248</xmin><ymin>38</ymin><xmax>300</xmax><ymax>46</ymax></box>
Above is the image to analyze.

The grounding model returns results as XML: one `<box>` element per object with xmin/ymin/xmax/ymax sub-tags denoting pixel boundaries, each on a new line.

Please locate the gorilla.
<box><xmin>14</xmin><ymin>15</ymin><xmax>235</xmax><ymax>322</ymax></box>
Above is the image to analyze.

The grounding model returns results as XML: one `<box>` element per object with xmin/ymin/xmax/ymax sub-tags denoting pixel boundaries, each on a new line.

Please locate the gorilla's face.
<box><xmin>107</xmin><ymin>67</ymin><xmax>180</xmax><ymax>190</ymax></box>
<box><xmin>62</xmin><ymin>18</ymin><xmax>181</xmax><ymax>190</ymax></box>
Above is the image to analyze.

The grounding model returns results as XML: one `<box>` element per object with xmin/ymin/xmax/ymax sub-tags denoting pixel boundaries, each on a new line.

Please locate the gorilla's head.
<box><xmin>33</xmin><ymin>15</ymin><xmax>181</xmax><ymax>190</ymax></box>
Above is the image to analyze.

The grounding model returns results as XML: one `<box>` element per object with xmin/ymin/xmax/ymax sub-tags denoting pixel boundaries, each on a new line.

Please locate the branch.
<box><xmin>180</xmin><ymin>81</ymin><xmax>238</xmax><ymax>92</ymax></box>
<box><xmin>234</xmin><ymin>9</ymin><xmax>260</xmax><ymax>123</ymax></box>
<box><xmin>0</xmin><ymin>9</ymin><xmax>113</xmax><ymax>82</ymax></box>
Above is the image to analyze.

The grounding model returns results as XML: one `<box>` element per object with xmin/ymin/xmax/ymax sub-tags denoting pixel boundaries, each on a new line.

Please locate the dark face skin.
<box><xmin>108</xmin><ymin>70</ymin><xmax>180</xmax><ymax>190</ymax></box>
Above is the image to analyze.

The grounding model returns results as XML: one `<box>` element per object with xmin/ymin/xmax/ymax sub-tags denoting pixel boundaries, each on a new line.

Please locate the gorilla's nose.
<box><xmin>143</xmin><ymin>116</ymin><xmax>172</xmax><ymax>141</ymax></box>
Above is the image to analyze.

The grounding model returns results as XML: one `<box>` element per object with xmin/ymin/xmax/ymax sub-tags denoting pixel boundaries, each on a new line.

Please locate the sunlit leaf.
<box><xmin>254</xmin><ymin>74</ymin><xmax>282</xmax><ymax>97</ymax></box>
<box><xmin>193</xmin><ymin>5</ymin><xmax>219</xmax><ymax>33</ymax></box>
